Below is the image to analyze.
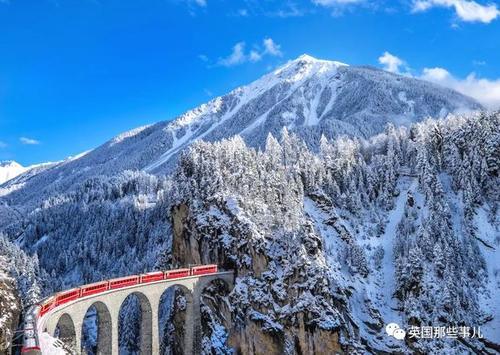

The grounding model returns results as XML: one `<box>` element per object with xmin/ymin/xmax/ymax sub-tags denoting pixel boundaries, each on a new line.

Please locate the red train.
<box><xmin>37</xmin><ymin>265</ymin><xmax>217</xmax><ymax>318</ymax></box>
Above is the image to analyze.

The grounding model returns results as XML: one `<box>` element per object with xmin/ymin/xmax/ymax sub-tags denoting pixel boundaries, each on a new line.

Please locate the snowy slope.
<box><xmin>0</xmin><ymin>54</ymin><xmax>482</xmax><ymax>210</ymax></box>
<box><xmin>304</xmin><ymin>178</ymin><xmax>420</xmax><ymax>353</ymax></box>
<box><xmin>0</xmin><ymin>161</ymin><xmax>26</xmax><ymax>185</ymax></box>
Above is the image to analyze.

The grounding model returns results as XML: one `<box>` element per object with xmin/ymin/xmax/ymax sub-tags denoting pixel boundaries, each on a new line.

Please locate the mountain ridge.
<box><xmin>0</xmin><ymin>55</ymin><xmax>482</xmax><ymax>209</ymax></box>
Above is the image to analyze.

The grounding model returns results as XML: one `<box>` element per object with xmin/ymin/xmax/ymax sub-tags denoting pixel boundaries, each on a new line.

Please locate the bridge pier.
<box><xmin>189</xmin><ymin>293</ymin><xmax>202</xmax><ymax>355</ymax></box>
<box><xmin>149</xmin><ymin>297</ymin><xmax>160</xmax><ymax>355</ymax></box>
<box><xmin>136</xmin><ymin>292</ymin><xmax>153</xmax><ymax>355</ymax></box>
<box><xmin>93</xmin><ymin>302</ymin><xmax>112</xmax><ymax>354</ymax></box>
<box><xmin>110</xmin><ymin>307</ymin><xmax>119</xmax><ymax>355</ymax></box>
<box><xmin>73</xmin><ymin>320</ymin><xmax>83</xmax><ymax>355</ymax></box>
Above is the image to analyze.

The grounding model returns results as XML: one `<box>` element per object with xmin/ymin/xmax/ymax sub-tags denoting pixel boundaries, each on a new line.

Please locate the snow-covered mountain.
<box><xmin>4</xmin><ymin>112</ymin><xmax>496</xmax><ymax>354</ymax></box>
<box><xmin>0</xmin><ymin>55</ymin><xmax>496</xmax><ymax>354</ymax></box>
<box><xmin>0</xmin><ymin>55</ymin><xmax>481</xmax><ymax>210</ymax></box>
<box><xmin>0</xmin><ymin>161</ymin><xmax>26</xmax><ymax>185</ymax></box>
<box><xmin>142</xmin><ymin>54</ymin><xmax>481</xmax><ymax>172</ymax></box>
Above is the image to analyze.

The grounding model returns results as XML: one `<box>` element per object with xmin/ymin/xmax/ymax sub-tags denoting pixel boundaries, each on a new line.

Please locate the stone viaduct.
<box><xmin>37</xmin><ymin>272</ymin><xmax>234</xmax><ymax>354</ymax></box>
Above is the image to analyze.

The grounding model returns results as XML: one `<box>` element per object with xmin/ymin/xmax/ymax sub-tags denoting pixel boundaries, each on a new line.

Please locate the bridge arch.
<box><xmin>118</xmin><ymin>291</ymin><xmax>152</xmax><ymax>354</ymax></box>
<box><xmin>54</xmin><ymin>313</ymin><xmax>77</xmax><ymax>352</ymax></box>
<box><xmin>158</xmin><ymin>284</ymin><xmax>194</xmax><ymax>355</ymax></box>
<box><xmin>81</xmin><ymin>301</ymin><xmax>112</xmax><ymax>354</ymax></box>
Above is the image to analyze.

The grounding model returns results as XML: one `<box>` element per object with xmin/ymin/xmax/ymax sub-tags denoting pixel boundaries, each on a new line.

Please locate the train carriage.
<box><xmin>80</xmin><ymin>280</ymin><xmax>109</xmax><ymax>297</ymax></box>
<box><xmin>55</xmin><ymin>288</ymin><xmax>80</xmax><ymax>306</ymax></box>
<box><xmin>140</xmin><ymin>271</ymin><xmax>164</xmax><ymax>283</ymax></box>
<box><xmin>191</xmin><ymin>264</ymin><xmax>218</xmax><ymax>276</ymax></box>
<box><xmin>109</xmin><ymin>275</ymin><xmax>139</xmax><ymax>290</ymax></box>
<box><xmin>164</xmin><ymin>268</ymin><xmax>190</xmax><ymax>279</ymax></box>
<box><xmin>39</xmin><ymin>296</ymin><xmax>55</xmax><ymax>317</ymax></box>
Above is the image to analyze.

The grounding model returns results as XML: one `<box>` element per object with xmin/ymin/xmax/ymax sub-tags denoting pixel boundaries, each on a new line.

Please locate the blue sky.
<box><xmin>1</xmin><ymin>0</ymin><xmax>499</xmax><ymax>165</ymax></box>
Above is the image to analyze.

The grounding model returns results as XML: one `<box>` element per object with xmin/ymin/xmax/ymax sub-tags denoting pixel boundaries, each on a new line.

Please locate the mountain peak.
<box><xmin>289</xmin><ymin>54</ymin><xmax>349</xmax><ymax>67</ymax></box>
<box><xmin>295</xmin><ymin>54</ymin><xmax>319</xmax><ymax>62</ymax></box>
<box><xmin>270</xmin><ymin>54</ymin><xmax>348</xmax><ymax>85</ymax></box>
<box><xmin>0</xmin><ymin>160</ymin><xmax>23</xmax><ymax>168</ymax></box>
<box><xmin>0</xmin><ymin>160</ymin><xmax>26</xmax><ymax>184</ymax></box>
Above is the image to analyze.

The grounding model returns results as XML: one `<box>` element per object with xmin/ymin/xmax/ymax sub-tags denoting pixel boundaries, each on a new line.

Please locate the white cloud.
<box><xmin>194</xmin><ymin>0</ymin><xmax>207</xmax><ymax>7</ymax></box>
<box><xmin>218</xmin><ymin>42</ymin><xmax>247</xmax><ymax>67</ymax></box>
<box><xmin>376</xmin><ymin>51</ymin><xmax>500</xmax><ymax>109</ymax></box>
<box><xmin>378</xmin><ymin>51</ymin><xmax>406</xmax><ymax>73</ymax></box>
<box><xmin>249</xmin><ymin>50</ymin><xmax>262</xmax><ymax>63</ymax></box>
<box><xmin>311</xmin><ymin>0</ymin><xmax>365</xmax><ymax>15</ymax></box>
<box><xmin>237</xmin><ymin>8</ymin><xmax>249</xmax><ymax>16</ymax></box>
<box><xmin>230</xmin><ymin>2</ymin><xmax>305</xmax><ymax>18</ymax></box>
<box><xmin>217</xmin><ymin>38</ymin><xmax>283</xmax><ymax>67</ymax></box>
<box><xmin>412</xmin><ymin>0</ymin><xmax>500</xmax><ymax>23</ymax></box>
<box><xmin>20</xmin><ymin>137</ymin><xmax>40</xmax><ymax>145</ymax></box>
<box><xmin>263</xmin><ymin>38</ymin><xmax>283</xmax><ymax>57</ymax></box>
<box><xmin>270</xmin><ymin>5</ymin><xmax>305</xmax><ymax>18</ymax></box>
<box><xmin>312</xmin><ymin>0</ymin><xmax>363</xmax><ymax>5</ymax></box>
<box><xmin>421</xmin><ymin>67</ymin><xmax>450</xmax><ymax>81</ymax></box>
<box><xmin>312</xmin><ymin>0</ymin><xmax>499</xmax><ymax>22</ymax></box>
<box><xmin>421</xmin><ymin>67</ymin><xmax>500</xmax><ymax>109</ymax></box>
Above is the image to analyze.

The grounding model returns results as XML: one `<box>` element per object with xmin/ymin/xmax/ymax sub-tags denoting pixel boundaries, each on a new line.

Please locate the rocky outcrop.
<box><xmin>289</xmin><ymin>313</ymin><xmax>343</xmax><ymax>355</ymax></box>
<box><xmin>0</xmin><ymin>276</ymin><xmax>21</xmax><ymax>353</ymax></box>
<box><xmin>171</xmin><ymin>204</ymin><xmax>201</xmax><ymax>266</ymax></box>
<box><xmin>229</xmin><ymin>321</ymin><xmax>284</xmax><ymax>354</ymax></box>
<box><xmin>169</xmin><ymin>200</ymin><xmax>349</xmax><ymax>355</ymax></box>
<box><xmin>228</xmin><ymin>313</ymin><xmax>344</xmax><ymax>355</ymax></box>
